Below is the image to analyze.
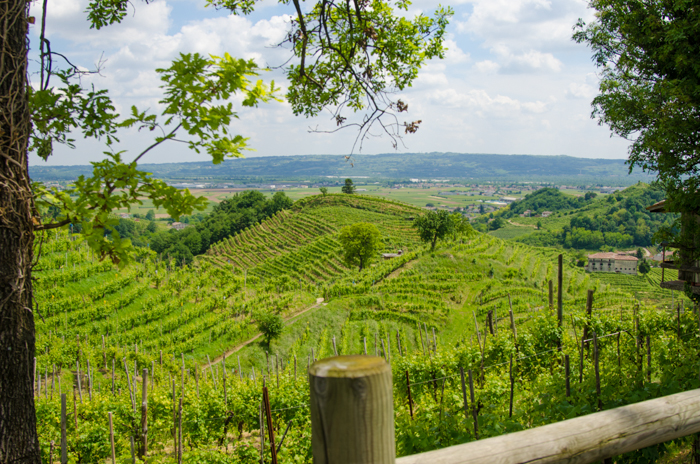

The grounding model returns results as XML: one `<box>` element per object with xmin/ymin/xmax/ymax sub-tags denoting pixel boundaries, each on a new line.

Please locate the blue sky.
<box><xmin>28</xmin><ymin>0</ymin><xmax>633</xmax><ymax>166</ymax></box>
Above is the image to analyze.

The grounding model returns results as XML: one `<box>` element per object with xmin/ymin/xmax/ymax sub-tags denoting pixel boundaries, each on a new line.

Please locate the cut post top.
<box><xmin>309</xmin><ymin>355</ymin><xmax>390</xmax><ymax>379</ymax></box>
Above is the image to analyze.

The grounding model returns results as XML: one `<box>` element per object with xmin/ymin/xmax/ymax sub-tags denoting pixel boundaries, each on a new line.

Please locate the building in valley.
<box><xmin>587</xmin><ymin>252</ymin><xmax>639</xmax><ymax>275</ymax></box>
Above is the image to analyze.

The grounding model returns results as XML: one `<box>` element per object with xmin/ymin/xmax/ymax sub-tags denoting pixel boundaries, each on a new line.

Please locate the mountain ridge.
<box><xmin>29</xmin><ymin>152</ymin><xmax>653</xmax><ymax>182</ymax></box>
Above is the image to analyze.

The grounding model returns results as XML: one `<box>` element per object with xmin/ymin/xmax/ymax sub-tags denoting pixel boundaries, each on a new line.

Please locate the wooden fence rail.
<box><xmin>309</xmin><ymin>356</ymin><xmax>700</xmax><ymax>464</ymax></box>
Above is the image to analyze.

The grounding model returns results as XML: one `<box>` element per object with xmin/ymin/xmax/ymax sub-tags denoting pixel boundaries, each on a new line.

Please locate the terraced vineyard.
<box><xmin>203</xmin><ymin>194</ymin><xmax>423</xmax><ymax>284</ymax></box>
<box><xmin>30</xmin><ymin>193</ymin><xmax>694</xmax><ymax>463</ymax></box>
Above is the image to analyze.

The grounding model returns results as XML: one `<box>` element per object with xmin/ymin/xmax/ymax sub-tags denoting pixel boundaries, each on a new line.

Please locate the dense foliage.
<box><xmin>512</xmin><ymin>185</ymin><xmax>672</xmax><ymax>250</ymax></box>
<box><xmin>413</xmin><ymin>210</ymin><xmax>454</xmax><ymax>251</ymax></box>
<box><xmin>574</xmin><ymin>0</ymin><xmax>700</xmax><ymax>265</ymax></box>
<box><xmin>338</xmin><ymin>222</ymin><xmax>383</xmax><ymax>270</ymax></box>
<box><xmin>148</xmin><ymin>191</ymin><xmax>292</xmax><ymax>265</ymax></box>
<box><xmin>506</xmin><ymin>188</ymin><xmax>596</xmax><ymax>216</ymax></box>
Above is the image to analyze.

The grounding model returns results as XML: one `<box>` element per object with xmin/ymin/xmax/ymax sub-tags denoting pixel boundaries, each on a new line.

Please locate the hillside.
<box><xmin>30</xmin><ymin>193</ymin><xmax>696</xmax><ymax>463</ymax></box>
<box><xmin>29</xmin><ymin>152</ymin><xmax>655</xmax><ymax>183</ymax></box>
<box><xmin>487</xmin><ymin>183</ymin><xmax>673</xmax><ymax>250</ymax></box>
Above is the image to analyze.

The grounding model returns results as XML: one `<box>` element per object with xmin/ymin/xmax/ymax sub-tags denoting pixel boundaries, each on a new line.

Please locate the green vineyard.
<box><xmin>30</xmin><ymin>194</ymin><xmax>700</xmax><ymax>463</ymax></box>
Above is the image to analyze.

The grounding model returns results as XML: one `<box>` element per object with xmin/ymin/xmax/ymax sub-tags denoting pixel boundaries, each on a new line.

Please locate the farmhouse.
<box><xmin>586</xmin><ymin>252</ymin><xmax>638</xmax><ymax>275</ymax></box>
<box><xmin>170</xmin><ymin>222</ymin><xmax>189</xmax><ymax>230</ymax></box>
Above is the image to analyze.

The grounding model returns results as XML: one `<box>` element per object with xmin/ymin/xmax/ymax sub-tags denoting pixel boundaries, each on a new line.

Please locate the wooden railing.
<box><xmin>308</xmin><ymin>356</ymin><xmax>700</xmax><ymax>464</ymax></box>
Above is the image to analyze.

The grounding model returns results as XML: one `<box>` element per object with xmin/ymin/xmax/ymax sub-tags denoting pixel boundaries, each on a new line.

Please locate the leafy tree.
<box><xmin>489</xmin><ymin>217</ymin><xmax>505</xmax><ymax>231</ymax></box>
<box><xmin>450</xmin><ymin>213</ymin><xmax>474</xmax><ymax>240</ymax></box>
<box><xmin>145</xmin><ymin>210</ymin><xmax>156</xmax><ymax>221</ymax></box>
<box><xmin>636</xmin><ymin>248</ymin><xmax>644</xmax><ymax>260</ymax></box>
<box><xmin>574</xmin><ymin>0</ymin><xmax>700</xmax><ymax>260</ymax></box>
<box><xmin>413</xmin><ymin>210</ymin><xmax>454</xmax><ymax>251</ymax></box>
<box><xmin>319</xmin><ymin>187</ymin><xmax>328</xmax><ymax>196</ymax></box>
<box><xmin>537</xmin><ymin>220</ymin><xmax>542</xmax><ymax>230</ymax></box>
<box><xmin>257</xmin><ymin>313</ymin><xmax>284</xmax><ymax>348</ymax></box>
<box><xmin>342</xmin><ymin>178</ymin><xmax>356</xmax><ymax>194</ymax></box>
<box><xmin>638</xmin><ymin>258</ymin><xmax>651</xmax><ymax>275</ymax></box>
<box><xmin>147</xmin><ymin>221</ymin><xmax>158</xmax><ymax>233</ymax></box>
<box><xmin>265</xmin><ymin>191</ymin><xmax>293</xmax><ymax>216</ymax></box>
<box><xmin>338</xmin><ymin>223</ymin><xmax>382</xmax><ymax>270</ymax></box>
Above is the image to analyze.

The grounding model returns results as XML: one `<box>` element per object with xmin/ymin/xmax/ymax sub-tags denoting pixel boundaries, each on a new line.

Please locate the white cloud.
<box><xmin>491</xmin><ymin>45</ymin><xmax>562</xmax><ymax>73</ymax></box>
<box><xmin>443</xmin><ymin>39</ymin><xmax>470</xmax><ymax>64</ymax></box>
<box><xmin>474</xmin><ymin>60</ymin><xmax>500</xmax><ymax>74</ymax></box>
<box><xmin>428</xmin><ymin>87</ymin><xmax>548</xmax><ymax>118</ymax></box>
<box><xmin>565</xmin><ymin>82</ymin><xmax>597</xmax><ymax>99</ymax></box>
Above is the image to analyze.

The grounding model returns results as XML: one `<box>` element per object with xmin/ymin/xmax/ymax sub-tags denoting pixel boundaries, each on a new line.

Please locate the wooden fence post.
<box><xmin>178</xmin><ymin>397</ymin><xmax>183</xmax><ymax>464</ymax></box>
<box><xmin>60</xmin><ymin>394</ymin><xmax>67</xmax><ymax>464</ymax></box>
<box><xmin>263</xmin><ymin>385</ymin><xmax>278</xmax><ymax>464</ymax></box>
<box><xmin>308</xmin><ymin>355</ymin><xmax>394</xmax><ymax>463</ymax></box>
<box><xmin>195</xmin><ymin>363</ymin><xmax>200</xmax><ymax>397</ymax></box>
<box><xmin>468</xmin><ymin>369</ymin><xmax>479</xmax><ymax>439</ymax></box>
<box><xmin>557</xmin><ymin>254</ymin><xmax>563</xmax><ymax>332</ymax></box>
<box><xmin>647</xmin><ymin>335</ymin><xmax>652</xmax><ymax>383</ymax></box>
<box><xmin>565</xmin><ymin>354</ymin><xmax>571</xmax><ymax>397</ymax></box>
<box><xmin>396</xmin><ymin>330</ymin><xmax>403</xmax><ymax>356</ymax></box>
<box><xmin>583</xmin><ymin>289</ymin><xmax>594</xmax><ymax>349</ymax></box>
<box><xmin>108</xmin><ymin>412</ymin><xmax>116</xmax><ymax>464</ymax></box>
<box><xmin>594</xmin><ymin>332</ymin><xmax>601</xmax><ymax>411</ymax></box>
<box><xmin>172</xmin><ymin>380</ymin><xmax>177</xmax><ymax>450</ymax></box>
<box><xmin>223</xmin><ymin>354</ymin><xmax>228</xmax><ymax>404</ymax></box>
<box><xmin>406</xmin><ymin>370</ymin><xmax>414</xmax><ymax>419</ymax></box>
<box><xmin>259</xmin><ymin>402</ymin><xmax>265</xmax><ymax>464</ymax></box>
<box><xmin>509</xmin><ymin>355</ymin><xmax>514</xmax><ymax>418</ymax></box>
<box><xmin>473</xmin><ymin>311</ymin><xmax>483</xmax><ymax>353</ymax></box>
<box><xmin>140</xmin><ymin>368</ymin><xmax>148</xmax><ymax>459</ymax></box>
<box><xmin>548</xmin><ymin>280</ymin><xmax>553</xmax><ymax>311</ymax></box>
<box><xmin>459</xmin><ymin>367</ymin><xmax>468</xmax><ymax>424</ymax></box>
<box><xmin>579</xmin><ymin>336</ymin><xmax>585</xmax><ymax>384</ymax></box>
<box><xmin>72</xmin><ymin>387</ymin><xmax>78</xmax><ymax>430</ymax></box>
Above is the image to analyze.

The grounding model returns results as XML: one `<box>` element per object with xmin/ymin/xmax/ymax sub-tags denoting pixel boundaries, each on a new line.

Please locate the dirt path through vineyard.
<box><xmin>205</xmin><ymin>297</ymin><xmax>325</xmax><ymax>368</ymax></box>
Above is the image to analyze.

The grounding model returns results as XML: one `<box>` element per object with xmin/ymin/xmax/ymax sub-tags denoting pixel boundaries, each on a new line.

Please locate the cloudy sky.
<box><xmin>28</xmin><ymin>0</ymin><xmax>633</xmax><ymax>166</ymax></box>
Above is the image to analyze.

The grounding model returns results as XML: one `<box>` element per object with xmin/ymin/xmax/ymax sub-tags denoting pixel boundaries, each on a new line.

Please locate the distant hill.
<box><xmin>486</xmin><ymin>183</ymin><xmax>672</xmax><ymax>250</ymax></box>
<box><xmin>508</xmin><ymin>188</ymin><xmax>595</xmax><ymax>215</ymax></box>
<box><xmin>29</xmin><ymin>152</ymin><xmax>654</xmax><ymax>183</ymax></box>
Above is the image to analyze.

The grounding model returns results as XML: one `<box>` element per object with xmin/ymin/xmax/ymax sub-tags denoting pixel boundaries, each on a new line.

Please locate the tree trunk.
<box><xmin>431</xmin><ymin>234</ymin><xmax>438</xmax><ymax>251</ymax></box>
<box><xmin>0</xmin><ymin>0</ymin><xmax>39</xmax><ymax>459</ymax></box>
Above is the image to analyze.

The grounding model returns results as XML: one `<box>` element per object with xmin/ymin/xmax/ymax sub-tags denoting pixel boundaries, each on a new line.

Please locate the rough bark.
<box><xmin>0</xmin><ymin>0</ymin><xmax>39</xmax><ymax>459</ymax></box>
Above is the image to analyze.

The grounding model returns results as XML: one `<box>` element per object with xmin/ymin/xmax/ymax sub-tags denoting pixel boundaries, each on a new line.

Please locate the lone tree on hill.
<box><xmin>338</xmin><ymin>223</ymin><xmax>382</xmax><ymax>270</ymax></box>
<box><xmin>257</xmin><ymin>312</ymin><xmax>284</xmax><ymax>348</ymax></box>
<box><xmin>319</xmin><ymin>187</ymin><xmax>328</xmax><ymax>196</ymax></box>
<box><xmin>414</xmin><ymin>210</ymin><xmax>454</xmax><ymax>251</ymax></box>
<box><xmin>342</xmin><ymin>178</ymin><xmax>356</xmax><ymax>194</ymax></box>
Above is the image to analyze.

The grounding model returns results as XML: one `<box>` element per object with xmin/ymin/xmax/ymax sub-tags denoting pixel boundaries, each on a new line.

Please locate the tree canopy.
<box><xmin>257</xmin><ymin>312</ymin><xmax>285</xmax><ymax>348</ymax></box>
<box><xmin>573</xmin><ymin>0</ymin><xmax>700</xmax><ymax>257</ymax></box>
<box><xmin>413</xmin><ymin>210</ymin><xmax>454</xmax><ymax>251</ymax></box>
<box><xmin>338</xmin><ymin>223</ymin><xmax>382</xmax><ymax>270</ymax></box>
<box><xmin>342</xmin><ymin>178</ymin><xmax>356</xmax><ymax>194</ymax></box>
